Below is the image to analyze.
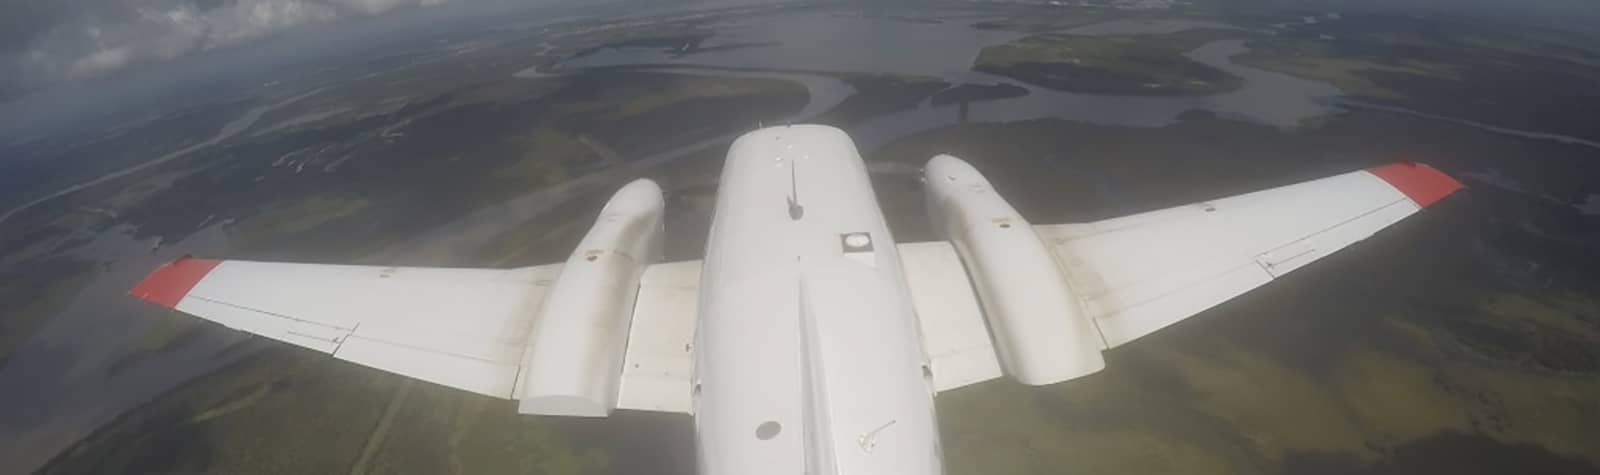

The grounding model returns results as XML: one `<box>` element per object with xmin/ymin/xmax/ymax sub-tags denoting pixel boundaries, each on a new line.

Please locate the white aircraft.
<box><xmin>132</xmin><ymin>125</ymin><xmax>1461</xmax><ymax>474</ymax></box>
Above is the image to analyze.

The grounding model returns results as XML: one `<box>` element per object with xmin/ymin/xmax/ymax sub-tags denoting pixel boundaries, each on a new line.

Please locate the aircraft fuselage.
<box><xmin>694</xmin><ymin>126</ymin><xmax>943</xmax><ymax>474</ymax></box>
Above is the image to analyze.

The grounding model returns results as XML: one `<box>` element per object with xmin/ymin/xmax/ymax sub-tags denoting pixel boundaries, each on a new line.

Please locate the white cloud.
<box><xmin>67</xmin><ymin>46</ymin><xmax>133</xmax><ymax>78</ymax></box>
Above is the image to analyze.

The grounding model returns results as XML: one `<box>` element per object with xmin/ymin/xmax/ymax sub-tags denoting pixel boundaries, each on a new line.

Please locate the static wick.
<box><xmin>857</xmin><ymin>419</ymin><xmax>898</xmax><ymax>453</ymax></box>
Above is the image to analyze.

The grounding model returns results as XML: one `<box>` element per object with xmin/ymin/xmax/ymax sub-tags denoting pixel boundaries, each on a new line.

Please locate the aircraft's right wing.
<box><xmin>914</xmin><ymin>157</ymin><xmax>1462</xmax><ymax>392</ymax></box>
<box><xmin>1035</xmin><ymin>162</ymin><xmax>1463</xmax><ymax>348</ymax></box>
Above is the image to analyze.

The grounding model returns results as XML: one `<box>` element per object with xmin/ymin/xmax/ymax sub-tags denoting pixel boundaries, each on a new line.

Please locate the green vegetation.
<box><xmin>546</xmin><ymin>72</ymin><xmax>808</xmax><ymax>154</ymax></box>
<box><xmin>938</xmin><ymin>294</ymin><xmax>1600</xmax><ymax>475</ymax></box>
<box><xmin>475</xmin><ymin>218</ymin><xmax>585</xmax><ymax>266</ymax></box>
<box><xmin>1232</xmin><ymin>15</ymin><xmax>1600</xmax><ymax>140</ymax></box>
<box><xmin>1232</xmin><ymin>20</ymin><xmax>1598</xmax><ymax>101</ymax></box>
<box><xmin>1233</xmin><ymin>39</ymin><xmax>1461</xmax><ymax>99</ymax></box>
<box><xmin>974</xmin><ymin>29</ymin><xmax>1247</xmax><ymax>95</ymax></box>
<box><xmin>134</xmin><ymin>314</ymin><xmax>204</xmax><ymax>354</ymax></box>
<box><xmin>813</xmin><ymin>75</ymin><xmax>949</xmax><ymax>128</ymax></box>
<box><xmin>43</xmin><ymin>351</ymin><xmax>618</xmax><ymax>475</ymax></box>
<box><xmin>244</xmin><ymin>194</ymin><xmax>371</xmax><ymax>236</ymax></box>
<box><xmin>937</xmin><ymin>375</ymin><xmax>1249</xmax><ymax>475</ymax></box>
<box><xmin>106</xmin><ymin>311</ymin><xmax>208</xmax><ymax>377</ymax></box>
<box><xmin>229</xmin><ymin>193</ymin><xmax>372</xmax><ymax>250</ymax></box>
<box><xmin>43</xmin><ymin>350</ymin><xmax>403</xmax><ymax>474</ymax></box>
<box><xmin>0</xmin><ymin>261</ymin><xmax>95</xmax><ymax>364</ymax></box>
<box><xmin>499</xmin><ymin>128</ymin><xmax>598</xmax><ymax>190</ymax></box>
<box><xmin>553</xmin><ymin>75</ymin><xmax>788</xmax><ymax>119</ymax></box>
<box><xmin>101</xmin><ymin>169</ymin><xmax>197</xmax><ymax>211</ymax></box>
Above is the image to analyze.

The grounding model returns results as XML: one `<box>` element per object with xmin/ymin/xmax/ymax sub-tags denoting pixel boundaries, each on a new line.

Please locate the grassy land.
<box><xmin>228</xmin><ymin>193</ymin><xmax>372</xmax><ymax>252</ymax></box>
<box><xmin>0</xmin><ymin>259</ymin><xmax>96</xmax><ymax>366</ymax></box>
<box><xmin>1231</xmin><ymin>14</ymin><xmax>1600</xmax><ymax>140</ymax></box>
<box><xmin>105</xmin><ymin>310</ymin><xmax>209</xmax><ymax>377</ymax></box>
<box><xmin>812</xmin><ymin>75</ymin><xmax>950</xmax><ymax>128</ymax></box>
<box><xmin>242</xmin><ymin>194</ymin><xmax>372</xmax><ymax>237</ymax></box>
<box><xmin>1233</xmin><ymin>39</ymin><xmax>1461</xmax><ymax>100</ymax></box>
<box><xmin>360</xmin><ymin>382</ymin><xmax>613</xmax><ymax>475</ymax></box>
<box><xmin>498</xmin><ymin>128</ymin><xmax>598</xmax><ymax>189</ymax></box>
<box><xmin>550</xmin><ymin>73</ymin><xmax>789</xmax><ymax>120</ymax></box>
<box><xmin>545</xmin><ymin>72</ymin><xmax>808</xmax><ymax>154</ymax></box>
<box><xmin>974</xmin><ymin>29</ymin><xmax>1247</xmax><ymax>95</ymax></box>
<box><xmin>473</xmin><ymin>217</ymin><xmax>586</xmax><ymax>266</ymax></box>
<box><xmin>42</xmin><ymin>350</ymin><xmax>403</xmax><ymax>474</ymax></box>
<box><xmin>935</xmin><ymin>290</ymin><xmax>1600</xmax><ymax>475</ymax></box>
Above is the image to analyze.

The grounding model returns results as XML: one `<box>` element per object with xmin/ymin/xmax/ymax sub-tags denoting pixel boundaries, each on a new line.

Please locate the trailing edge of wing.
<box><xmin>132</xmin><ymin>259</ymin><xmax>562</xmax><ymax>398</ymax></box>
<box><xmin>130</xmin><ymin>258</ymin><xmax>702</xmax><ymax>414</ymax></box>
<box><xmin>1036</xmin><ymin>162</ymin><xmax>1462</xmax><ymax>348</ymax></box>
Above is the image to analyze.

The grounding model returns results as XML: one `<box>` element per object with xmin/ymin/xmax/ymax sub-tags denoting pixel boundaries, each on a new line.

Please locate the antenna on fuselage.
<box><xmin>787</xmin><ymin>161</ymin><xmax>804</xmax><ymax>220</ymax></box>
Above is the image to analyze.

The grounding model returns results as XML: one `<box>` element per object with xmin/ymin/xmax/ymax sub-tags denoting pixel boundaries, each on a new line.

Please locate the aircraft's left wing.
<box><xmin>131</xmin><ymin>257</ymin><xmax>700</xmax><ymax>414</ymax></box>
<box><xmin>132</xmin><ymin>259</ymin><xmax>559</xmax><ymax>398</ymax></box>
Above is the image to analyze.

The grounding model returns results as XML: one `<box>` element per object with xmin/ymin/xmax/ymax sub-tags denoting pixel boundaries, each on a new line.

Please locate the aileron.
<box><xmin>1034</xmin><ymin>163</ymin><xmax>1459</xmax><ymax>349</ymax></box>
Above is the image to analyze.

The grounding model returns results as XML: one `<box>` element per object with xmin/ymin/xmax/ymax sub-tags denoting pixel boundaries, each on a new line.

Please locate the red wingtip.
<box><xmin>1367</xmin><ymin>161</ymin><xmax>1463</xmax><ymax>208</ymax></box>
<box><xmin>129</xmin><ymin>257</ymin><xmax>221</xmax><ymax>308</ymax></box>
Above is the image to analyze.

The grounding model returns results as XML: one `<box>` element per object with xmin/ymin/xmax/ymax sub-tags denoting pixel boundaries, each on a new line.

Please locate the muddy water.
<box><xmin>558</xmin><ymin>14</ymin><xmax>1597</xmax><ymax>152</ymax></box>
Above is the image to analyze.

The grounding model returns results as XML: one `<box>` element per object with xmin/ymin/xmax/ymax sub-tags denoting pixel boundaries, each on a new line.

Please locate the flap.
<box><xmin>897</xmin><ymin>241</ymin><xmax>1003</xmax><ymax>392</ymax></box>
<box><xmin>616</xmin><ymin>260</ymin><xmax>702</xmax><ymax>413</ymax></box>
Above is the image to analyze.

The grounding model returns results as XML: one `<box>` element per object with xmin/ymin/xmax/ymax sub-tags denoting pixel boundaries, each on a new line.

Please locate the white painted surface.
<box><xmin>694</xmin><ymin>125</ymin><xmax>940</xmax><ymax>475</ymax></box>
<box><xmin>896</xmin><ymin>241</ymin><xmax>1002</xmax><ymax>392</ymax></box>
<box><xmin>617</xmin><ymin>259</ymin><xmax>702</xmax><ymax>413</ymax></box>
<box><xmin>923</xmin><ymin>154</ymin><xmax>1107</xmax><ymax>386</ymax></box>
<box><xmin>517</xmin><ymin>179</ymin><xmax>665</xmax><ymax>416</ymax></box>
<box><xmin>1035</xmin><ymin>169</ymin><xmax>1418</xmax><ymax>348</ymax></box>
<box><xmin>176</xmin><ymin>263</ymin><xmax>563</xmax><ymax>398</ymax></box>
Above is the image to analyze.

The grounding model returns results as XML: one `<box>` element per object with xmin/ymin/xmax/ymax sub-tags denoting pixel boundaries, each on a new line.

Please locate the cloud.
<box><xmin>4</xmin><ymin>0</ymin><xmax>449</xmax><ymax>89</ymax></box>
<box><xmin>68</xmin><ymin>46</ymin><xmax>134</xmax><ymax>77</ymax></box>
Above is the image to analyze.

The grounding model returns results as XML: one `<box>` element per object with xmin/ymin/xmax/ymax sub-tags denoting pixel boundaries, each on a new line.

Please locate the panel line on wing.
<box><xmin>286</xmin><ymin>330</ymin><xmax>342</xmax><ymax>344</ymax></box>
<box><xmin>332</xmin><ymin>322</ymin><xmax>361</xmax><ymax>354</ymax></box>
<box><xmin>1069</xmin><ymin>195</ymin><xmax>1411</xmax><ymax>304</ymax></box>
<box><xmin>185</xmin><ymin>294</ymin><xmax>356</xmax><ymax>332</ymax></box>
<box><xmin>1087</xmin><ymin>195</ymin><xmax>1404</xmax><ymax>317</ymax></box>
<box><xmin>1257</xmin><ymin>197</ymin><xmax>1409</xmax><ymax>259</ymax></box>
<box><xmin>1085</xmin><ymin>260</ymin><xmax>1265</xmax><ymax>319</ymax></box>
<box><xmin>338</xmin><ymin>334</ymin><xmax>519</xmax><ymax>365</ymax></box>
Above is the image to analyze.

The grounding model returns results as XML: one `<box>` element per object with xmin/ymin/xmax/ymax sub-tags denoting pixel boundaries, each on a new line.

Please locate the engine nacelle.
<box><xmin>923</xmin><ymin>155</ymin><xmax>1106</xmax><ymax>386</ymax></box>
<box><xmin>517</xmin><ymin>179</ymin><xmax>665</xmax><ymax>416</ymax></box>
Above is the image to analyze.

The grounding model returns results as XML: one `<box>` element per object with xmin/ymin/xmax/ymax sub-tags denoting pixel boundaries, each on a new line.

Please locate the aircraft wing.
<box><xmin>130</xmin><ymin>257</ymin><xmax>700</xmax><ymax>414</ymax></box>
<box><xmin>898</xmin><ymin>242</ymin><xmax>1005</xmax><ymax>392</ymax></box>
<box><xmin>1034</xmin><ymin>162</ymin><xmax>1463</xmax><ymax>348</ymax></box>
<box><xmin>911</xmin><ymin>159</ymin><xmax>1461</xmax><ymax>392</ymax></box>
